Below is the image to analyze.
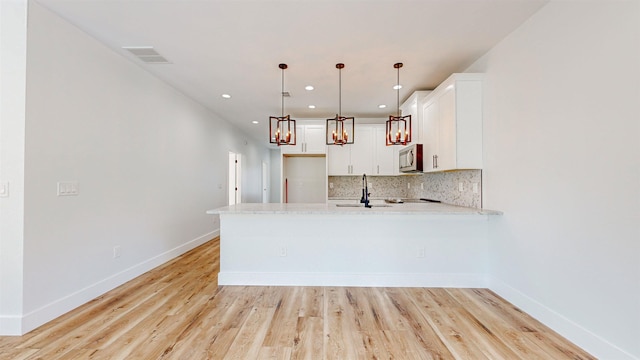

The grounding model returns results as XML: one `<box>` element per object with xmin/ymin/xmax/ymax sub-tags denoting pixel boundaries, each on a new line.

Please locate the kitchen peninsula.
<box><xmin>206</xmin><ymin>202</ymin><xmax>501</xmax><ymax>288</ymax></box>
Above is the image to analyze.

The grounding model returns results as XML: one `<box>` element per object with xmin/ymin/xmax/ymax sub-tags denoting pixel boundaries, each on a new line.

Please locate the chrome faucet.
<box><xmin>360</xmin><ymin>173</ymin><xmax>371</xmax><ymax>208</ymax></box>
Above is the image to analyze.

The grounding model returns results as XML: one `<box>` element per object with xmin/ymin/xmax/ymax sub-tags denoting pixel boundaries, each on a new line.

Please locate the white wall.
<box><xmin>467</xmin><ymin>1</ymin><xmax>640</xmax><ymax>358</ymax></box>
<box><xmin>0</xmin><ymin>1</ymin><xmax>269</xmax><ymax>334</ymax></box>
<box><xmin>269</xmin><ymin>149</ymin><xmax>281</xmax><ymax>202</ymax></box>
<box><xmin>0</xmin><ymin>0</ymin><xmax>27</xmax><ymax>335</ymax></box>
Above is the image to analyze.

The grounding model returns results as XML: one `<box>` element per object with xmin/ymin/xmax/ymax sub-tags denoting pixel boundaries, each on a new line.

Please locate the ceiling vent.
<box><xmin>122</xmin><ymin>46</ymin><xmax>171</xmax><ymax>64</ymax></box>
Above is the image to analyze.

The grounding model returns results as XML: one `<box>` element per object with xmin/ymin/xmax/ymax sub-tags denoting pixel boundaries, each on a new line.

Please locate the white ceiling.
<box><xmin>35</xmin><ymin>0</ymin><xmax>548</xmax><ymax>147</ymax></box>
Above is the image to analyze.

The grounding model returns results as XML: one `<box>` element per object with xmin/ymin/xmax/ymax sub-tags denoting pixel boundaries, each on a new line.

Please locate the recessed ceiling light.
<box><xmin>393</xmin><ymin>85</ymin><xmax>402</xmax><ymax>90</ymax></box>
<box><xmin>305</xmin><ymin>85</ymin><xmax>314</xmax><ymax>91</ymax></box>
<box><xmin>308</xmin><ymin>105</ymin><xmax>316</xmax><ymax>109</ymax></box>
<box><xmin>378</xmin><ymin>104</ymin><xmax>387</xmax><ymax>109</ymax></box>
<box><xmin>221</xmin><ymin>94</ymin><xmax>232</xmax><ymax>99</ymax></box>
<box><xmin>252</xmin><ymin>120</ymin><xmax>259</xmax><ymax>124</ymax></box>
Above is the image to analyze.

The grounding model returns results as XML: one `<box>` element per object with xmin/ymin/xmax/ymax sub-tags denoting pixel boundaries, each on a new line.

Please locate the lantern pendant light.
<box><xmin>326</xmin><ymin>63</ymin><xmax>355</xmax><ymax>145</ymax></box>
<box><xmin>269</xmin><ymin>63</ymin><xmax>296</xmax><ymax>146</ymax></box>
<box><xmin>386</xmin><ymin>62</ymin><xmax>411</xmax><ymax>146</ymax></box>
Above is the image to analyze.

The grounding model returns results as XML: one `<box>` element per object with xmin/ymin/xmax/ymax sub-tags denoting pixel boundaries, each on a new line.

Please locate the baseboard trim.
<box><xmin>18</xmin><ymin>230</ymin><xmax>219</xmax><ymax>335</ymax></box>
<box><xmin>489</xmin><ymin>276</ymin><xmax>637</xmax><ymax>360</ymax></box>
<box><xmin>218</xmin><ymin>271</ymin><xmax>488</xmax><ymax>288</ymax></box>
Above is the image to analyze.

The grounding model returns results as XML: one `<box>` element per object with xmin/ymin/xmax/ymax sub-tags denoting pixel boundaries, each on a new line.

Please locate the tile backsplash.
<box><xmin>328</xmin><ymin>176</ymin><xmax>408</xmax><ymax>199</ymax></box>
<box><xmin>328</xmin><ymin>169</ymin><xmax>482</xmax><ymax>208</ymax></box>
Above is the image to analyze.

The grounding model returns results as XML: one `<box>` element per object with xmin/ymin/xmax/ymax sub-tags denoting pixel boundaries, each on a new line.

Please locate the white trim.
<box><xmin>219</xmin><ymin>271</ymin><xmax>488</xmax><ymax>288</ymax></box>
<box><xmin>489</xmin><ymin>276</ymin><xmax>637</xmax><ymax>360</ymax></box>
<box><xmin>0</xmin><ymin>315</ymin><xmax>23</xmax><ymax>336</ymax></box>
<box><xmin>17</xmin><ymin>231</ymin><xmax>218</xmax><ymax>335</ymax></box>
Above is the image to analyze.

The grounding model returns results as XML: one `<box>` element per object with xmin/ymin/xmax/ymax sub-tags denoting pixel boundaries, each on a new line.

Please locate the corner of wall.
<box><xmin>19</xmin><ymin>231</ymin><xmax>217</xmax><ymax>334</ymax></box>
<box><xmin>0</xmin><ymin>0</ymin><xmax>28</xmax><ymax>336</ymax></box>
<box><xmin>489</xmin><ymin>276</ymin><xmax>637</xmax><ymax>360</ymax></box>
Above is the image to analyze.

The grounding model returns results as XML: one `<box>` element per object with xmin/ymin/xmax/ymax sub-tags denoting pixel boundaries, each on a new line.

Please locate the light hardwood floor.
<box><xmin>0</xmin><ymin>237</ymin><xmax>595</xmax><ymax>359</ymax></box>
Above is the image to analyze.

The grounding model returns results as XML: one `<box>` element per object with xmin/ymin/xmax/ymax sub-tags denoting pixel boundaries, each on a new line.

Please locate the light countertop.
<box><xmin>206</xmin><ymin>202</ymin><xmax>502</xmax><ymax>216</ymax></box>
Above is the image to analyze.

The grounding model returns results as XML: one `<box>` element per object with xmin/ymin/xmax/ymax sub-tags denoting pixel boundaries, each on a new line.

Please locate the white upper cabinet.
<box><xmin>422</xmin><ymin>100</ymin><xmax>439</xmax><ymax>172</ymax></box>
<box><xmin>373</xmin><ymin>125</ymin><xmax>397</xmax><ymax>175</ymax></box>
<box><xmin>349</xmin><ymin>125</ymin><xmax>374</xmax><ymax>175</ymax></box>
<box><xmin>327</xmin><ymin>124</ymin><xmax>396</xmax><ymax>176</ymax></box>
<box><xmin>281</xmin><ymin>124</ymin><xmax>326</xmax><ymax>154</ymax></box>
<box><xmin>327</xmin><ymin>142</ymin><xmax>352</xmax><ymax>175</ymax></box>
<box><xmin>421</xmin><ymin>73</ymin><xmax>483</xmax><ymax>172</ymax></box>
<box><xmin>399</xmin><ymin>91</ymin><xmax>431</xmax><ymax>145</ymax></box>
<box><xmin>327</xmin><ymin>125</ymin><xmax>371</xmax><ymax>175</ymax></box>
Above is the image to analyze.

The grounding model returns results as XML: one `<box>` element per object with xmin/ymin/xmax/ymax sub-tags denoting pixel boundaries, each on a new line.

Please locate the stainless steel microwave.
<box><xmin>399</xmin><ymin>144</ymin><xmax>423</xmax><ymax>173</ymax></box>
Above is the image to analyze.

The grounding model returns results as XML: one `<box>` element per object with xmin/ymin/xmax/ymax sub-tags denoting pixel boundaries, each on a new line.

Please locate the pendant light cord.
<box><xmin>336</xmin><ymin>63</ymin><xmax>345</xmax><ymax>118</ymax></box>
<box><xmin>281</xmin><ymin>67</ymin><xmax>285</xmax><ymax>118</ymax></box>
<box><xmin>339</xmin><ymin>67</ymin><xmax>342</xmax><ymax>117</ymax></box>
<box><xmin>396</xmin><ymin>64</ymin><xmax>400</xmax><ymax>117</ymax></box>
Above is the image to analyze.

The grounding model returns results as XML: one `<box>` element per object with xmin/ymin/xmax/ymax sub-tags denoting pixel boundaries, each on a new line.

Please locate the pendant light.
<box><xmin>386</xmin><ymin>62</ymin><xmax>411</xmax><ymax>146</ymax></box>
<box><xmin>269</xmin><ymin>63</ymin><xmax>296</xmax><ymax>146</ymax></box>
<box><xmin>326</xmin><ymin>63</ymin><xmax>355</xmax><ymax>145</ymax></box>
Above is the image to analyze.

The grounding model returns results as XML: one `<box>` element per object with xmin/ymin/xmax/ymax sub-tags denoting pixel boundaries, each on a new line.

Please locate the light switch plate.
<box><xmin>57</xmin><ymin>181</ymin><xmax>79</xmax><ymax>196</ymax></box>
<box><xmin>0</xmin><ymin>182</ymin><xmax>8</xmax><ymax>198</ymax></box>
<box><xmin>458</xmin><ymin>182</ymin><xmax>464</xmax><ymax>192</ymax></box>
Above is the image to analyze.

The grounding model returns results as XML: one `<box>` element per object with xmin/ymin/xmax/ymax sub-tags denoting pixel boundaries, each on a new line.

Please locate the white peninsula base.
<box><xmin>209</xmin><ymin>203</ymin><xmax>500</xmax><ymax>288</ymax></box>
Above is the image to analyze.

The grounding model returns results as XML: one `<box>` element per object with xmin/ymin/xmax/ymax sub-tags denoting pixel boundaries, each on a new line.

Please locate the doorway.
<box><xmin>282</xmin><ymin>155</ymin><xmax>327</xmax><ymax>203</ymax></box>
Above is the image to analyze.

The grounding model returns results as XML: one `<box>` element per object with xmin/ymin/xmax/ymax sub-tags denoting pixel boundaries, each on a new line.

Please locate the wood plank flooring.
<box><xmin>0</xmin><ymin>237</ymin><xmax>595</xmax><ymax>359</ymax></box>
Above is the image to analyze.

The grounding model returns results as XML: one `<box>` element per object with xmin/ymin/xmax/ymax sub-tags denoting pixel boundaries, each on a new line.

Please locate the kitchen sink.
<box><xmin>335</xmin><ymin>203</ymin><xmax>392</xmax><ymax>208</ymax></box>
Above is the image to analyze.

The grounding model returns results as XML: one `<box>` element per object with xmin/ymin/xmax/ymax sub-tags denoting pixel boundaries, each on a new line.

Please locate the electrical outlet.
<box><xmin>420</xmin><ymin>182</ymin><xmax>424</xmax><ymax>190</ymax></box>
<box><xmin>417</xmin><ymin>247</ymin><xmax>425</xmax><ymax>258</ymax></box>
<box><xmin>407</xmin><ymin>183</ymin><xmax>411</xmax><ymax>189</ymax></box>
<box><xmin>329</xmin><ymin>182</ymin><xmax>334</xmax><ymax>189</ymax></box>
<box><xmin>279</xmin><ymin>246</ymin><xmax>287</xmax><ymax>257</ymax></box>
<box><xmin>113</xmin><ymin>246</ymin><xmax>121</xmax><ymax>258</ymax></box>
<box><xmin>473</xmin><ymin>183</ymin><xmax>479</xmax><ymax>194</ymax></box>
<box><xmin>458</xmin><ymin>182</ymin><xmax>464</xmax><ymax>192</ymax></box>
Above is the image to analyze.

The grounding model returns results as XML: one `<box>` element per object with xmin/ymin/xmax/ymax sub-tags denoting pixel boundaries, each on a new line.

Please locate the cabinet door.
<box><xmin>350</xmin><ymin>126</ymin><xmax>374</xmax><ymax>175</ymax></box>
<box><xmin>399</xmin><ymin>101</ymin><xmax>418</xmax><ymax>144</ymax></box>
<box><xmin>422</xmin><ymin>100</ymin><xmax>439</xmax><ymax>172</ymax></box>
<box><xmin>280</xmin><ymin>125</ymin><xmax>305</xmax><ymax>154</ymax></box>
<box><xmin>303</xmin><ymin>125</ymin><xmax>326</xmax><ymax>154</ymax></box>
<box><xmin>327</xmin><ymin>144</ymin><xmax>351</xmax><ymax>175</ymax></box>
<box><xmin>437</xmin><ymin>87</ymin><xmax>457</xmax><ymax>171</ymax></box>
<box><xmin>373</xmin><ymin>126</ymin><xmax>396</xmax><ymax>175</ymax></box>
